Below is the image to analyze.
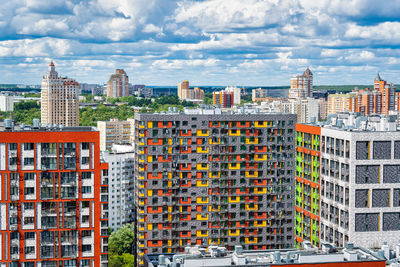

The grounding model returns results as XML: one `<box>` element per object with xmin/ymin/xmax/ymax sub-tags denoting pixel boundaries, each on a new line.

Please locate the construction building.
<box><xmin>41</xmin><ymin>61</ymin><xmax>80</xmax><ymax>127</ymax></box>
<box><xmin>134</xmin><ymin>108</ymin><xmax>296</xmax><ymax>266</ymax></box>
<box><xmin>296</xmin><ymin>113</ymin><xmax>400</xmax><ymax>249</ymax></box>
<box><xmin>0</xmin><ymin>119</ymin><xmax>109</xmax><ymax>266</ymax></box>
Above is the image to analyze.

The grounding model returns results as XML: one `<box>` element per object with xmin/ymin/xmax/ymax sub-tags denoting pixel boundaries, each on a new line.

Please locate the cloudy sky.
<box><xmin>1</xmin><ymin>0</ymin><xmax>400</xmax><ymax>86</ymax></box>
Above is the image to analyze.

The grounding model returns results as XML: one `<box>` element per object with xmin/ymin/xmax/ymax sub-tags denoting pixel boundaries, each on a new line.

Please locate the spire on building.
<box><xmin>303</xmin><ymin>67</ymin><xmax>313</xmax><ymax>77</ymax></box>
<box><xmin>375</xmin><ymin>72</ymin><xmax>382</xmax><ymax>81</ymax></box>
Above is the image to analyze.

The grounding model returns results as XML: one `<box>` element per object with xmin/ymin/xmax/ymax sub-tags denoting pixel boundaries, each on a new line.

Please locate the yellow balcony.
<box><xmin>139</xmin><ymin>209</ymin><xmax>144</xmax><ymax>214</ymax></box>
<box><xmin>197</xmin><ymin>180</ymin><xmax>209</xmax><ymax>187</ymax></box>
<box><xmin>139</xmin><ymin>125</ymin><xmax>145</xmax><ymax>129</ymax></box>
<box><xmin>139</xmin><ymin>133</ymin><xmax>145</xmax><ymax>137</ymax></box>
<box><xmin>209</xmin><ymin>138</ymin><xmax>220</xmax><ymax>145</ymax></box>
<box><xmin>254</xmin><ymin>188</ymin><xmax>266</xmax><ymax>194</ymax></box>
<box><xmin>147</xmin><ymin>223</ymin><xmax>153</xmax><ymax>230</ymax></box>
<box><xmin>139</xmin><ymin>167</ymin><xmax>144</xmax><ymax>171</ymax></box>
<box><xmin>168</xmin><ymin>147</ymin><xmax>172</xmax><ymax>153</ymax></box>
<box><xmin>147</xmin><ymin>156</ymin><xmax>153</xmax><ymax>162</ymax></box>
<box><xmin>197</xmin><ymin>163</ymin><xmax>209</xmax><ymax>170</ymax></box>
<box><xmin>138</xmin><ymin>200</ymin><xmax>145</xmax><ymax>205</ymax></box>
<box><xmin>245</xmin><ymin>204</ymin><xmax>258</xmax><ymax>211</ymax></box>
<box><xmin>228</xmin><ymin>196</ymin><xmax>240</xmax><ymax>203</ymax></box>
<box><xmin>168</xmin><ymin>172</ymin><xmax>172</xmax><ymax>179</ymax></box>
<box><xmin>139</xmin><ymin>260</ymin><xmax>144</xmax><ymax>265</ymax></box>
<box><xmin>197</xmin><ymin>130</ymin><xmax>209</xmax><ymax>136</ymax></box>
<box><xmin>147</xmin><ymin>190</ymin><xmax>153</xmax><ymax>196</ymax></box>
<box><xmin>255</xmin><ymin>121</ymin><xmax>267</xmax><ymax>128</ymax></box>
<box><xmin>139</xmin><ymin>252</ymin><xmax>144</xmax><ymax>257</ymax></box>
<box><xmin>168</xmin><ymin>138</ymin><xmax>172</xmax><ymax>145</ymax></box>
<box><xmin>139</xmin><ymin>159</ymin><xmax>145</xmax><ymax>163</ymax></box>
<box><xmin>255</xmin><ymin>154</ymin><xmax>267</xmax><ymax>161</ymax></box>
<box><xmin>139</xmin><ymin>150</ymin><xmax>145</xmax><ymax>154</ymax></box>
<box><xmin>196</xmin><ymin>147</ymin><xmax>209</xmax><ymax>153</ymax></box>
<box><xmin>147</xmin><ymin>122</ymin><xmax>153</xmax><ymax>128</ymax></box>
<box><xmin>138</xmin><ymin>184</ymin><xmax>145</xmax><ymax>189</ymax></box>
<box><xmin>209</xmin><ymin>205</ymin><xmax>220</xmax><ymax>212</ymax></box>
<box><xmin>139</xmin><ymin>192</ymin><xmax>144</xmax><ymax>197</ymax></box>
<box><xmin>228</xmin><ymin>163</ymin><xmax>240</xmax><ymax>170</ymax></box>
<box><xmin>139</xmin><ymin>226</ymin><xmax>145</xmax><ymax>231</ymax></box>
<box><xmin>245</xmin><ymin>237</ymin><xmax>258</xmax><ymax>244</ymax></box>
<box><xmin>168</xmin><ymin>206</ymin><xmax>172</xmax><ymax>213</ymax></box>
<box><xmin>228</xmin><ymin>229</ymin><xmax>240</xmax><ymax>236</ymax></box>
<box><xmin>209</xmin><ymin>172</ymin><xmax>220</xmax><ymax>178</ymax></box>
<box><xmin>139</xmin><ymin>176</ymin><xmax>145</xmax><ymax>180</ymax></box>
<box><xmin>245</xmin><ymin>171</ymin><xmax>258</xmax><ymax>178</ymax></box>
<box><xmin>196</xmin><ymin>197</ymin><xmax>209</xmax><ymax>204</ymax></box>
<box><xmin>196</xmin><ymin>214</ymin><xmax>209</xmax><ymax>220</ymax></box>
<box><xmin>245</xmin><ymin>138</ymin><xmax>258</xmax><ymax>144</ymax></box>
<box><xmin>138</xmin><ymin>234</ymin><xmax>145</xmax><ymax>239</ymax></box>
<box><xmin>139</xmin><ymin>142</ymin><xmax>144</xmax><ymax>146</ymax></box>
<box><xmin>208</xmin><ymin>238</ymin><xmax>220</xmax><ymax>245</ymax></box>
<box><xmin>138</xmin><ymin>242</ymin><xmax>144</xmax><ymax>248</ymax></box>
<box><xmin>254</xmin><ymin>221</ymin><xmax>266</xmax><ymax>227</ymax></box>
<box><xmin>228</xmin><ymin>130</ymin><xmax>240</xmax><ymax>136</ymax></box>
<box><xmin>196</xmin><ymin>230</ymin><xmax>209</xmax><ymax>237</ymax></box>
<box><xmin>168</xmin><ymin>240</ymin><xmax>172</xmax><ymax>247</ymax></box>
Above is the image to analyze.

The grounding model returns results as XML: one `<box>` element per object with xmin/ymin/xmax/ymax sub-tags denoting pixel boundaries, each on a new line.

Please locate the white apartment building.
<box><xmin>317</xmin><ymin>114</ymin><xmax>400</xmax><ymax>248</ymax></box>
<box><xmin>102</xmin><ymin>145</ymin><xmax>135</xmax><ymax>230</ymax></box>
<box><xmin>0</xmin><ymin>95</ymin><xmax>14</xmax><ymax>112</ymax></box>
<box><xmin>41</xmin><ymin>61</ymin><xmax>79</xmax><ymax>126</ymax></box>
<box><xmin>97</xmin><ymin>118</ymin><xmax>135</xmax><ymax>151</ymax></box>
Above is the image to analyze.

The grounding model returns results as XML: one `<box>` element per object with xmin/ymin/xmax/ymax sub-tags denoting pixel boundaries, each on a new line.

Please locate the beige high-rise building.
<box><xmin>327</xmin><ymin>93</ymin><xmax>356</xmax><ymax>115</ymax></box>
<box><xmin>107</xmin><ymin>69</ymin><xmax>129</xmax><ymax>98</ymax></box>
<box><xmin>97</xmin><ymin>118</ymin><xmax>135</xmax><ymax>151</ymax></box>
<box><xmin>289</xmin><ymin>68</ymin><xmax>313</xmax><ymax>99</ymax></box>
<box><xmin>177</xmin><ymin>80</ymin><xmax>190</xmax><ymax>99</ymax></box>
<box><xmin>41</xmin><ymin>61</ymin><xmax>79</xmax><ymax>126</ymax></box>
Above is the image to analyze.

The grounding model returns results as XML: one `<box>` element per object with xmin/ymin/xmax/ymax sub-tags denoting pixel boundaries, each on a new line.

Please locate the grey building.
<box><xmin>134</xmin><ymin>108</ymin><xmax>296</xmax><ymax>266</ymax></box>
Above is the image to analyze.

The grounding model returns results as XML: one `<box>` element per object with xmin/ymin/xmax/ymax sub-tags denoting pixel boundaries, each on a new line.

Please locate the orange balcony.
<box><xmin>158</xmin><ymin>223</ymin><xmax>172</xmax><ymax>230</ymax></box>
<box><xmin>158</xmin><ymin>121</ymin><xmax>173</xmax><ymax>128</ymax></box>
<box><xmin>180</xmin><ymin>214</ymin><xmax>191</xmax><ymax>221</ymax></box>
<box><xmin>147</xmin><ymin>172</ymin><xmax>162</xmax><ymax>180</ymax></box>
<box><xmin>255</xmin><ymin>146</ymin><xmax>267</xmax><ymax>153</ymax></box>
<box><xmin>180</xmin><ymin>130</ymin><xmax>191</xmax><ymax>137</ymax></box>
<box><xmin>180</xmin><ymin>147</ymin><xmax>192</xmax><ymax>153</ymax></box>
<box><xmin>180</xmin><ymin>180</ymin><xmax>191</xmax><ymax>187</ymax></box>
<box><xmin>180</xmin><ymin>164</ymin><xmax>192</xmax><ymax>171</ymax></box>
<box><xmin>148</xmin><ymin>139</ymin><xmax>163</xmax><ymax>146</ymax></box>
<box><xmin>158</xmin><ymin>155</ymin><xmax>172</xmax><ymax>162</ymax></box>
<box><xmin>237</xmin><ymin>121</ymin><xmax>250</xmax><ymax>128</ymax></box>
<box><xmin>157</xmin><ymin>189</ymin><xmax>172</xmax><ymax>196</ymax></box>
<box><xmin>148</xmin><ymin>240</ymin><xmax>162</xmax><ymax>247</ymax></box>
<box><xmin>179</xmin><ymin>231</ymin><xmax>191</xmax><ymax>238</ymax></box>
<box><xmin>254</xmin><ymin>212</ymin><xmax>267</xmax><ymax>219</ymax></box>
<box><xmin>179</xmin><ymin>198</ymin><xmax>191</xmax><ymax>204</ymax></box>
<box><xmin>147</xmin><ymin>206</ymin><xmax>162</xmax><ymax>213</ymax></box>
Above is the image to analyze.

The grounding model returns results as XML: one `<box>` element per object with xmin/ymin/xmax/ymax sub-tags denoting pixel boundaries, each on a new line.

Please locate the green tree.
<box><xmin>109</xmin><ymin>253</ymin><xmax>135</xmax><ymax>267</ymax></box>
<box><xmin>109</xmin><ymin>223</ymin><xmax>135</xmax><ymax>255</ymax></box>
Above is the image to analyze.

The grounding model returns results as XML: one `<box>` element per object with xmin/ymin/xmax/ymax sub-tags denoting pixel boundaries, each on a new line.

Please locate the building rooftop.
<box><xmin>144</xmin><ymin>242</ymin><xmax>391</xmax><ymax>267</ymax></box>
<box><xmin>0</xmin><ymin>119</ymin><xmax>96</xmax><ymax>132</ymax></box>
<box><xmin>308</xmin><ymin>113</ymin><xmax>399</xmax><ymax>132</ymax></box>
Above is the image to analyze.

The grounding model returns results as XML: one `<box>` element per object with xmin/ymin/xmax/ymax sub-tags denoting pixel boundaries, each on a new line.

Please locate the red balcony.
<box><xmin>147</xmin><ymin>172</ymin><xmax>162</xmax><ymax>179</ymax></box>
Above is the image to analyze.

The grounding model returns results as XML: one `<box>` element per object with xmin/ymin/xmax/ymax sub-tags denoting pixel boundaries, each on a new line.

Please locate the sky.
<box><xmin>1</xmin><ymin>0</ymin><xmax>400</xmax><ymax>86</ymax></box>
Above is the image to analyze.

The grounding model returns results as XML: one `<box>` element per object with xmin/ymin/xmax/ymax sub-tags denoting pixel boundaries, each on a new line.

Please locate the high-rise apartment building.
<box><xmin>0</xmin><ymin>119</ymin><xmax>109</xmax><ymax>266</ymax></box>
<box><xmin>102</xmin><ymin>145</ymin><xmax>134</xmax><ymax>231</ymax></box>
<box><xmin>213</xmin><ymin>91</ymin><xmax>234</xmax><ymax>108</ymax></box>
<box><xmin>97</xmin><ymin>118</ymin><xmax>135</xmax><ymax>151</ymax></box>
<box><xmin>296</xmin><ymin>113</ymin><xmax>400</xmax><ymax>249</ymax></box>
<box><xmin>41</xmin><ymin>62</ymin><xmax>80</xmax><ymax>127</ymax></box>
<box><xmin>134</xmin><ymin>109</ymin><xmax>296</xmax><ymax>266</ymax></box>
<box><xmin>107</xmin><ymin>69</ymin><xmax>129</xmax><ymax>98</ymax></box>
<box><xmin>327</xmin><ymin>94</ymin><xmax>356</xmax><ymax>115</ymax></box>
<box><xmin>374</xmin><ymin>73</ymin><xmax>395</xmax><ymax>116</ymax></box>
<box><xmin>0</xmin><ymin>95</ymin><xmax>14</xmax><ymax>112</ymax></box>
<box><xmin>289</xmin><ymin>68</ymin><xmax>313</xmax><ymax>99</ymax></box>
<box><xmin>177</xmin><ymin>81</ymin><xmax>204</xmax><ymax>101</ymax></box>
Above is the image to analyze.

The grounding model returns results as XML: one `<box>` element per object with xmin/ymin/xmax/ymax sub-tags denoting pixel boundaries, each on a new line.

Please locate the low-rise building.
<box><xmin>144</xmin><ymin>243</ymin><xmax>388</xmax><ymax>267</ymax></box>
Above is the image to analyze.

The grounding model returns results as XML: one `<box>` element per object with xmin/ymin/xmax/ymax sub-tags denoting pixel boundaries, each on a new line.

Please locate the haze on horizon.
<box><xmin>1</xmin><ymin>0</ymin><xmax>400</xmax><ymax>86</ymax></box>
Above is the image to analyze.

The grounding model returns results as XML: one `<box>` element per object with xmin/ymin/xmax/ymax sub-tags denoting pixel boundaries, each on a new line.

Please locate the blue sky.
<box><xmin>1</xmin><ymin>0</ymin><xmax>400</xmax><ymax>86</ymax></box>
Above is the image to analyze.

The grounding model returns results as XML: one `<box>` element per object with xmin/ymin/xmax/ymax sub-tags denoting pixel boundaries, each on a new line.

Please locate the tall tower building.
<box><xmin>374</xmin><ymin>73</ymin><xmax>395</xmax><ymax>116</ymax></box>
<box><xmin>289</xmin><ymin>68</ymin><xmax>313</xmax><ymax>99</ymax></box>
<box><xmin>0</xmin><ymin>119</ymin><xmax>109</xmax><ymax>266</ymax></box>
<box><xmin>177</xmin><ymin>80</ymin><xmax>190</xmax><ymax>99</ymax></box>
<box><xmin>134</xmin><ymin>109</ymin><xmax>296</xmax><ymax>266</ymax></box>
<box><xmin>41</xmin><ymin>62</ymin><xmax>80</xmax><ymax>127</ymax></box>
<box><xmin>107</xmin><ymin>69</ymin><xmax>129</xmax><ymax>98</ymax></box>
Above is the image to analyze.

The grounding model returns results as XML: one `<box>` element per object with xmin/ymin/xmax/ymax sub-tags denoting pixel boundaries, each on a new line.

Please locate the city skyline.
<box><xmin>1</xmin><ymin>0</ymin><xmax>400</xmax><ymax>85</ymax></box>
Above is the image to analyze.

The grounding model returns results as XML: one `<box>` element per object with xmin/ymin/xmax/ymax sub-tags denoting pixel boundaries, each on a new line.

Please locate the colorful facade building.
<box><xmin>212</xmin><ymin>91</ymin><xmax>234</xmax><ymax>108</ymax></box>
<box><xmin>0</xmin><ymin>120</ymin><xmax>109</xmax><ymax>266</ymax></box>
<box><xmin>134</xmin><ymin>109</ymin><xmax>297</xmax><ymax>266</ymax></box>
<box><xmin>295</xmin><ymin>124</ymin><xmax>321</xmax><ymax>248</ymax></box>
<box><xmin>296</xmin><ymin>113</ymin><xmax>400</xmax><ymax>249</ymax></box>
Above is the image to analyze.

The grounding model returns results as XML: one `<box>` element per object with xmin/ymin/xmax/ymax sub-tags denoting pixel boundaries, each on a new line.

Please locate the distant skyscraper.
<box><xmin>177</xmin><ymin>81</ymin><xmax>204</xmax><ymax>101</ymax></box>
<box><xmin>107</xmin><ymin>69</ymin><xmax>129</xmax><ymax>98</ymax></box>
<box><xmin>289</xmin><ymin>68</ymin><xmax>313</xmax><ymax>99</ymax></box>
<box><xmin>41</xmin><ymin>61</ymin><xmax>79</xmax><ymax>126</ymax></box>
<box><xmin>374</xmin><ymin>73</ymin><xmax>396</xmax><ymax>116</ymax></box>
<box><xmin>177</xmin><ymin>80</ymin><xmax>190</xmax><ymax>99</ymax></box>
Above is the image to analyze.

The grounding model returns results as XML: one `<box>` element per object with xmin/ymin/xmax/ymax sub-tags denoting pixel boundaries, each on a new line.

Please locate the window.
<box><xmin>82</xmin><ymin>186</ymin><xmax>91</xmax><ymax>194</ymax></box>
<box><xmin>9</xmin><ymin>143</ymin><xmax>17</xmax><ymax>150</ymax></box>
<box><xmin>25</xmin><ymin>187</ymin><xmax>34</xmax><ymax>195</ymax></box>
<box><xmin>24</xmin><ymin>158</ymin><xmax>34</xmax><ymax>165</ymax></box>
<box><xmin>24</xmin><ymin>173</ymin><xmax>35</xmax><ymax>180</ymax></box>
<box><xmin>82</xmin><ymin>230</ymin><xmax>91</xmax><ymax>237</ymax></box>
<box><xmin>82</xmin><ymin>201</ymin><xmax>90</xmax><ymax>208</ymax></box>
<box><xmin>82</xmin><ymin>244</ymin><xmax>92</xmax><ymax>252</ymax></box>
<box><xmin>25</xmin><ymin>232</ymin><xmax>35</xmax><ymax>239</ymax></box>
<box><xmin>24</xmin><ymin>217</ymin><xmax>34</xmax><ymax>224</ymax></box>
<box><xmin>82</xmin><ymin>157</ymin><xmax>90</xmax><ymax>165</ymax></box>
<box><xmin>24</xmin><ymin>143</ymin><xmax>34</xmax><ymax>150</ymax></box>
<box><xmin>25</xmin><ymin>246</ymin><xmax>35</xmax><ymax>254</ymax></box>
<box><xmin>81</xmin><ymin>143</ymin><xmax>90</xmax><ymax>150</ymax></box>
<box><xmin>81</xmin><ymin>172</ymin><xmax>92</xmax><ymax>179</ymax></box>
<box><xmin>24</xmin><ymin>203</ymin><xmax>34</xmax><ymax>210</ymax></box>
